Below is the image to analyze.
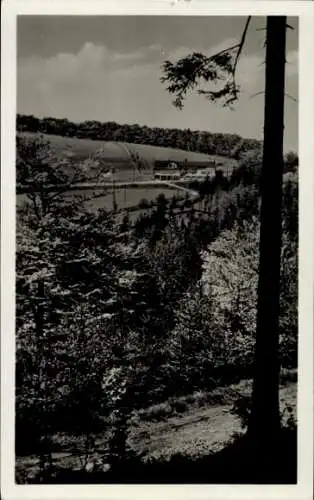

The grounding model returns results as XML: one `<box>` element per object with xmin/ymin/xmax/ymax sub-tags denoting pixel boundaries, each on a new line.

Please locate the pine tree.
<box><xmin>247</xmin><ymin>16</ymin><xmax>287</xmax><ymax>445</ymax></box>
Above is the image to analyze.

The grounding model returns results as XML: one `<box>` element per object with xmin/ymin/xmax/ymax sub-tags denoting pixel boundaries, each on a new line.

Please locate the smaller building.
<box><xmin>99</xmin><ymin>171</ymin><xmax>112</xmax><ymax>181</ymax></box>
<box><xmin>168</xmin><ymin>161</ymin><xmax>179</xmax><ymax>169</ymax></box>
<box><xmin>196</xmin><ymin>167</ymin><xmax>216</xmax><ymax>179</ymax></box>
<box><xmin>154</xmin><ymin>170</ymin><xmax>182</xmax><ymax>181</ymax></box>
<box><xmin>154</xmin><ymin>159</ymin><xmax>217</xmax><ymax>170</ymax></box>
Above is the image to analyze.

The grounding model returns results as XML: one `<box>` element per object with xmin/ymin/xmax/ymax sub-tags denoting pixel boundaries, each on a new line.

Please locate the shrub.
<box><xmin>170</xmin><ymin>399</ymin><xmax>188</xmax><ymax>414</ymax></box>
<box><xmin>140</xmin><ymin>402</ymin><xmax>174</xmax><ymax>421</ymax></box>
<box><xmin>138</xmin><ymin>198</ymin><xmax>150</xmax><ymax>209</ymax></box>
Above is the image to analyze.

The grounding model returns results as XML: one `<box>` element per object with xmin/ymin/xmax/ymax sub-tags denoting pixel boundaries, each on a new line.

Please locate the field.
<box><xmin>16</xmin><ymin>184</ymin><xmax>195</xmax><ymax>213</ymax></box>
<box><xmin>18</xmin><ymin>132</ymin><xmax>213</xmax><ymax>211</ymax></box>
<box><xmin>20</xmin><ymin>132</ymin><xmax>234</xmax><ymax>172</ymax></box>
<box><xmin>70</xmin><ymin>186</ymin><xmax>186</xmax><ymax>211</ymax></box>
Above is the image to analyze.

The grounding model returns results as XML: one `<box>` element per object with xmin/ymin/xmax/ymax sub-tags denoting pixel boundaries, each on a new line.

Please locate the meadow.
<box><xmin>20</xmin><ymin>131</ymin><xmax>233</xmax><ymax>173</ymax></box>
<box><xmin>17</xmin><ymin>132</ymin><xmax>208</xmax><ymax>211</ymax></box>
<box><xmin>16</xmin><ymin>185</ymin><xmax>194</xmax><ymax>214</ymax></box>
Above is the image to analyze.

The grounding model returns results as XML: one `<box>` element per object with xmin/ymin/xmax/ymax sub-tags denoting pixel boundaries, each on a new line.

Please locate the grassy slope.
<box><xmin>20</xmin><ymin>132</ymin><xmax>234</xmax><ymax>168</ymax></box>
<box><xmin>17</xmin><ymin>185</ymin><xmax>192</xmax><ymax>212</ymax></box>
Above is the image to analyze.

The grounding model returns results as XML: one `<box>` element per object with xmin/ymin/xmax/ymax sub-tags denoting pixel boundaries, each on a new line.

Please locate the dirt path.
<box><xmin>130</xmin><ymin>384</ymin><xmax>297</xmax><ymax>461</ymax></box>
<box><xmin>16</xmin><ymin>382</ymin><xmax>297</xmax><ymax>481</ymax></box>
<box><xmin>130</xmin><ymin>404</ymin><xmax>241</xmax><ymax>460</ymax></box>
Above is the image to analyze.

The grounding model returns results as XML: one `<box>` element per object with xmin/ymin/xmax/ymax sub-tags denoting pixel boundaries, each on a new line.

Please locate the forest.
<box><xmin>16</xmin><ymin>130</ymin><xmax>298</xmax><ymax>483</ymax></box>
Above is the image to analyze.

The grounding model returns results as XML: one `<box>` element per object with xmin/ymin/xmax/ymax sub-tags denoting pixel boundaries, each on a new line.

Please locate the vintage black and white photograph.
<box><xmin>1</xmin><ymin>1</ymin><xmax>313</xmax><ymax>495</ymax></box>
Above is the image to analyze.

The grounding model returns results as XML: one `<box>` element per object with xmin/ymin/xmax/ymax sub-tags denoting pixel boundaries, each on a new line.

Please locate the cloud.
<box><xmin>18</xmin><ymin>42</ymin><xmax>162</xmax><ymax>83</ymax></box>
<box><xmin>237</xmin><ymin>54</ymin><xmax>264</xmax><ymax>89</ymax></box>
<box><xmin>166</xmin><ymin>39</ymin><xmax>297</xmax><ymax>95</ymax></box>
<box><xmin>286</xmin><ymin>50</ymin><xmax>298</xmax><ymax>76</ymax></box>
<box><xmin>166</xmin><ymin>39</ymin><xmax>264</xmax><ymax>95</ymax></box>
<box><xmin>17</xmin><ymin>42</ymin><xmax>163</xmax><ymax>122</ymax></box>
<box><xmin>17</xmin><ymin>40</ymin><xmax>297</xmax><ymax>151</ymax></box>
<box><xmin>207</xmin><ymin>37</ymin><xmax>238</xmax><ymax>57</ymax></box>
<box><xmin>18</xmin><ymin>42</ymin><xmax>154</xmax><ymax>103</ymax></box>
<box><xmin>167</xmin><ymin>38</ymin><xmax>238</xmax><ymax>62</ymax></box>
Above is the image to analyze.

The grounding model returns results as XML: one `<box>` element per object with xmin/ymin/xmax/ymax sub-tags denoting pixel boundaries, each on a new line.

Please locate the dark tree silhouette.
<box><xmin>247</xmin><ymin>16</ymin><xmax>287</xmax><ymax>445</ymax></box>
<box><xmin>161</xmin><ymin>16</ymin><xmax>290</xmax><ymax>449</ymax></box>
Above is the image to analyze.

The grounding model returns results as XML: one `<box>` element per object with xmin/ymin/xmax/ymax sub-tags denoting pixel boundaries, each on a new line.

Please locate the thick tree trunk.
<box><xmin>248</xmin><ymin>16</ymin><xmax>287</xmax><ymax>442</ymax></box>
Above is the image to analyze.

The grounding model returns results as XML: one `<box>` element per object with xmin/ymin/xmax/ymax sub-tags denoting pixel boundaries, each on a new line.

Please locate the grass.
<box><xmin>17</xmin><ymin>132</ymin><xmax>235</xmax><ymax>212</ymax></box>
<box><xmin>20</xmin><ymin>132</ymin><xmax>234</xmax><ymax>169</ymax></box>
<box><xmin>28</xmin><ymin>424</ymin><xmax>296</xmax><ymax>484</ymax></box>
<box><xmin>83</xmin><ymin>186</ymin><xmax>184</xmax><ymax>211</ymax></box>
<box><xmin>16</xmin><ymin>375</ymin><xmax>297</xmax><ymax>484</ymax></box>
<box><xmin>16</xmin><ymin>186</ymin><xmax>187</xmax><ymax>212</ymax></box>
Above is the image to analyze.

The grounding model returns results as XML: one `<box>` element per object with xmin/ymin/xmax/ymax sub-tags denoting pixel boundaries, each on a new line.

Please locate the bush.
<box><xmin>139</xmin><ymin>402</ymin><xmax>174</xmax><ymax>421</ymax></box>
<box><xmin>138</xmin><ymin>198</ymin><xmax>150</xmax><ymax>209</ymax></box>
<box><xmin>170</xmin><ymin>399</ymin><xmax>188</xmax><ymax>414</ymax></box>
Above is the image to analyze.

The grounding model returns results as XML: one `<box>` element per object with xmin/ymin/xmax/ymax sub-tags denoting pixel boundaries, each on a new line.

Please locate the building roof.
<box><xmin>155</xmin><ymin>169</ymin><xmax>181</xmax><ymax>176</ymax></box>
<box><xmin>154</xmin><ymin>159</ymin><xmax>217</xmax><ymax>167</ymax></box>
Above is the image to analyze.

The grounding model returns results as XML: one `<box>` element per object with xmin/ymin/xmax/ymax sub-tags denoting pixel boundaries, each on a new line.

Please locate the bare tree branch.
<box><xmin>285</xmin><ymin>93</ymin><xmax>298</xmax><ymax>103</ymax></box>
<box><xmin>233</xmin><ymin>16</ymin><xmax>252</xmax><ymax>77</ymax></box>
<box><xmin>250</xmin><ymin>91</ymin><xmax>265</xmax><ymax>99</ymax></box>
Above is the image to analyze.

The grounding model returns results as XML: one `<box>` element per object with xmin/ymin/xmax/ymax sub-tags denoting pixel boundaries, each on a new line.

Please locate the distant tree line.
<box><xmin>17</xmin><ymin>114</ymin><xmax>262</xmax><ymax>159</ymax></box>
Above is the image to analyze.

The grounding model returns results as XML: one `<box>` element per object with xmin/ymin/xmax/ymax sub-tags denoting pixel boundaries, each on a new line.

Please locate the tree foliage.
<box><xmin>201</xmin><ymin>215</ymin><xmax>297</xmax><ymax>369</ymax></box>
<box><xmin>16</xmin><ymin>117</ymin><xmax>298</xmax><ymax>481</ymax></box>
<box><xmin>17</xmin><ymin>114</ymin><xmax>261</xmax><ymax>159</ymax></box>
<box><xmin>161</xmin><ymin>17</ymin><xmax>251</xmax><ymax>110</ymax></box>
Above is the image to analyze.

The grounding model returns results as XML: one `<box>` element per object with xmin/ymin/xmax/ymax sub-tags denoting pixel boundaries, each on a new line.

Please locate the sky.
<box><xmin>17</xmin><ymin>16</ymin><xmax>298</xmax><ymax>151</ymax></box>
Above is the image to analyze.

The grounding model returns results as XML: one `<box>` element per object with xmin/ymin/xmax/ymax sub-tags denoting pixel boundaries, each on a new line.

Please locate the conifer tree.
<box><xmin>161</xmin><ymin>16</ymin><xmax>290</xmax><ymax>448</ymax></box>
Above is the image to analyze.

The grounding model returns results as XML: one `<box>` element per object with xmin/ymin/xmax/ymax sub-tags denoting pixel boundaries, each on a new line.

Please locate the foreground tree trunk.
<box><xmin>248</xmin><ymin>16</ymin><xmax>287</xmax><ymax>442</ymax></box>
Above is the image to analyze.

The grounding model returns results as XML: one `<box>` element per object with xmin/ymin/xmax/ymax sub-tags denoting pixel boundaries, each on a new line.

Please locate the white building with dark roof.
<box><xmin>154</xmin><ymin>169</ymin><xmax>182</xmax><ymax>181</ymax></box>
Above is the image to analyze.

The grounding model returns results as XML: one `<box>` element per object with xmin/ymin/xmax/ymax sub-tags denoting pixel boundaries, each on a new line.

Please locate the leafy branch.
<box><xmin>161</xmin><ymin>16</ymin><xmax>251</xmax><ymax>109</ymax></box>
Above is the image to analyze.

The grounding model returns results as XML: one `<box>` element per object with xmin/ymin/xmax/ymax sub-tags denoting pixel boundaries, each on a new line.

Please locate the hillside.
<box><xmin>20</xmin><ymin>132</ymin><xmax>233</xmax><ymax>170</ymax></box>
<box><xmin>17</xmin><ymin>114</ymin><xmax>262</xmax><ymax>160</ymax></box>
